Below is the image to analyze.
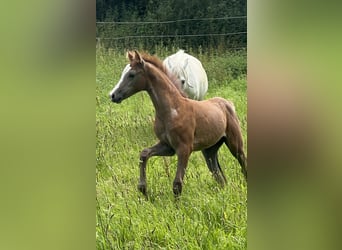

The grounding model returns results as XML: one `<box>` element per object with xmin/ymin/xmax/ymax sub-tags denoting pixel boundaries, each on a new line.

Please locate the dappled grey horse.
<box><xmin>163</xmin><ymin>50</ymin><xmax>208</xmax><ymax>100</ymax></box>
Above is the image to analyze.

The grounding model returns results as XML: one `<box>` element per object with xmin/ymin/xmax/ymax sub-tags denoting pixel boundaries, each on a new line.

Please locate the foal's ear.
<box><xmin>134</xmin><ymin>50</ymin><xmax>145</xmax><ymax>66</ymax></box>
<box><xmin>127</xmin><ymin>51</ymin><xmax>134</xmax><ymax>61</ymax></box>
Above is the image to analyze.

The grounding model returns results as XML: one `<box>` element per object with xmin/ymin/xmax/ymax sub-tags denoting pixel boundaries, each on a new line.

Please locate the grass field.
<box><xmin>96</xmin><ymin>47</ymin><xmax>247</xmax><ymax>249</ymax></box>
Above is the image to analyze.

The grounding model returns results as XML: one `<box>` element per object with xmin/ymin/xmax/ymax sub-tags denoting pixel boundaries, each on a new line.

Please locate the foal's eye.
<box><xmin>128</xmin><ymin>72</ymin><xmax>135</xmax><ymax>78</ymax></box>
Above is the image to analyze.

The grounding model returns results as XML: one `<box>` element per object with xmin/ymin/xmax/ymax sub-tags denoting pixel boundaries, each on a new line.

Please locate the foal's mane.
<box><xmin>140</xmin><ymin>52</ymin><xmax>188</xmax><ymax>98</ymax></box>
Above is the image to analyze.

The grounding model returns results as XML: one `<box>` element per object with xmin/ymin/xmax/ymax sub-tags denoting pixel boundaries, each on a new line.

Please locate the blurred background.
<box><xmin>0</xmin><ymin>0</ymin><xmax>341</xmax><ymax>249</ymax></box>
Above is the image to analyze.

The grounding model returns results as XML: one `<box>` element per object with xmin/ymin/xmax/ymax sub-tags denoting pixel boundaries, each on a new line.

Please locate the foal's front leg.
<box><xmin>138</xmin><ymin>142</ymin><xmax>175</xmax><ymax>195</ymax></box>
<box><xmin>173</xmin><ymin>146</ymin><xmax>192</xmax><ymax>196</ymax></box>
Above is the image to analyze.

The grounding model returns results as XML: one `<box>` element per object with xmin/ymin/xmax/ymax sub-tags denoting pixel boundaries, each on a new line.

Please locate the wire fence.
<box><xmin>97</xmin><ymin>32</ymin><xmax>247</xmax><ymax>40</ymax></box>
<box><xmin>96</xmin><ymin>16</ymin><xmax>247</xmax><ymax>25</ymax></box>
<box><xmin>96</xmin><ymin>16</ymin><xmax>247</xmax><ymax>51</ymax></box>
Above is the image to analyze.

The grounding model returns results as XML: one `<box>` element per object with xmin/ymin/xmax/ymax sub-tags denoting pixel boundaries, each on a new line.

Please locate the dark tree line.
<box><xmin>96</xmin><ymin>0</ymin><xmax>246</xmax><ymax>51</ymax></box>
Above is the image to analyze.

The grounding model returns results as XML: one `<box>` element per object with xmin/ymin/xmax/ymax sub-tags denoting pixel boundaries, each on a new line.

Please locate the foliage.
<box><xmin>96</xmin><ymin>47</ymin><xmax>247</xmax><ymax>249</ymax></box>
<box><xmin>96</xmin><ymin>0</ymin><xmax>246</xmax><ymax>51</ymax></box>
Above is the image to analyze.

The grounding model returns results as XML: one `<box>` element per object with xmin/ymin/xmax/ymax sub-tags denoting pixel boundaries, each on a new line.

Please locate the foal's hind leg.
<box><xmin>202</xmin><ymin>138</ymin><xmax>227</xmax><ymax>186</ymax></box>
<box><xmin>138</xmin><ymin>142</ymin><xmax>175</xmax><ymax>195</ymax></box>
<box><xmin>224</xmin><ymin>136</ymin><xmax>247</xmax><ymax>180</ymax></box>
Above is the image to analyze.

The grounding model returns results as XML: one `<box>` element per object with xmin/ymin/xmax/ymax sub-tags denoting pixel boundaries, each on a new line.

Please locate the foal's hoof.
<box><xmin>172</xmin><ymin>182</ymin><xmax>182</xmax><ymax>196</ymax></box>
<box><xmin>213</xmin><ymin>172</ymin><xmax>226</xmax><ymax>187</ymax></box>
<box><xmin>137</xmin><ymin>182</ymin><xmax>147</xmax><ymax>195</ymax></box>
<box><xmin>242</xmin><ymin>169</ymin><xmax>247</xmax><ymax>181</ymax></box>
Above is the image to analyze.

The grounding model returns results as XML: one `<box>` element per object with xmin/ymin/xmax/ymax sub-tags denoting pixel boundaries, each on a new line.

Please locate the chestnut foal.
<box><xmin>110</xmin><ymin>50</ymin><xmax>247</xmax><ymax>196</ymax></box>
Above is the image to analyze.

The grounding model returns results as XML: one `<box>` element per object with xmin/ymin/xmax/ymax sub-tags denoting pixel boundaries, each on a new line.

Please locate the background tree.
<box><xmin>96</xmin><ymin>0</ymin><xmax>246</xmax><ymax>51</ymax></box>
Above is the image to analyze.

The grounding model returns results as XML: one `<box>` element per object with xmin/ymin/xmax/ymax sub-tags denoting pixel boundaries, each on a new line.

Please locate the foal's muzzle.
<box><xmin>111</xmin><ymin>93</ymin><xmax>123</xmax><ymax>103</ymax></box>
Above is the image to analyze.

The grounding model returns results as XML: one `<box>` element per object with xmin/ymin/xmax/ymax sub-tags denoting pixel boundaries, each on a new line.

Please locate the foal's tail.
<box><xmin>225</xmin><ymin>100</ymin><xmax>236</xmax><ymax>114</ymax></box>
<box><xmin>223</xmin><ymin>100</ymin><xmax>248</xmax><ymax>180</ymax></box>
<box><xmin>224</xmin><ymin>100</ymin><xmax>241</xmax><ymax>134</ymax></box>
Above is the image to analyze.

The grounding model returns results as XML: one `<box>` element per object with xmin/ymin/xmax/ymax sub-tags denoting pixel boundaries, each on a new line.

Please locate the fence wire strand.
<box><xmin>96</xmin><ymin>32</ymin><xmax>247</xmax><ymax>40</ymax></box>
<box><xmin>96</xmin><ymin>16</ymin><xmax>246</xmax><ymax>25</ymax></box>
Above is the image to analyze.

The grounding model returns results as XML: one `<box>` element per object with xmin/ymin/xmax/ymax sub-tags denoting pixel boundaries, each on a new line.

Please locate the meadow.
<box><xmin>96</xmin><ymin>46</ymin><xmax>247</xmax><ymax>249</ymax></box>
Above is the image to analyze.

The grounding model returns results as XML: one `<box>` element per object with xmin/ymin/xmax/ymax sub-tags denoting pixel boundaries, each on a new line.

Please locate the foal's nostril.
<box><xmin>111</xmin><ymin>92</ymin><xmax>123</xmax><ymax>103</ymax></box>
<box><xmin>109</xmin><ymin>92</ymin><xmax>115</xmax><ymax>100</ymax></box>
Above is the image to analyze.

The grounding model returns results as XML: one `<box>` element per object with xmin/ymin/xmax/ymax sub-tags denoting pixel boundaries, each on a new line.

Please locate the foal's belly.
<box><xmin>192</xmin><ymin>105</ymin><xmax>227</xmax><ymax>150</ymax></box>
<box><xmin>192</xmin><ymin>122</ymin><xmax>226</xmax><ymax>151</ymax></box>
<box><xmin>193</xmin><ymin>130</ymin><xmax>225</xmax><ymax>151</ymax></box>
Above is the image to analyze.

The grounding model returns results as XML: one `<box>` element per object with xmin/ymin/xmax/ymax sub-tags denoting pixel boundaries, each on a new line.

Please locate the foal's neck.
<box><xmin>145</xmin><ymin>64</ymin><xmax>184</xmax><ymax>116</ymax></box>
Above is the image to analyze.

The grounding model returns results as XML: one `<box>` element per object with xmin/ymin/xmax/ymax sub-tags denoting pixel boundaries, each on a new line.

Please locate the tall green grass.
<box><xmin>96</xmin><ymin>47</ymin><xmax>247</xmax><ymax>249</ymax></box>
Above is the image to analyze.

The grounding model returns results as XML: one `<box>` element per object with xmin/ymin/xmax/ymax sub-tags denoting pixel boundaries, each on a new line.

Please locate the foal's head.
<box><xmin>110</xmin><ymin>50</ymin><xmax>187</xmax><ymax>103</ymax></box>
<box><xmin>110</xmin><ymin>51</ymin><xmax>147</xmax><ymax>103</ymax></box>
